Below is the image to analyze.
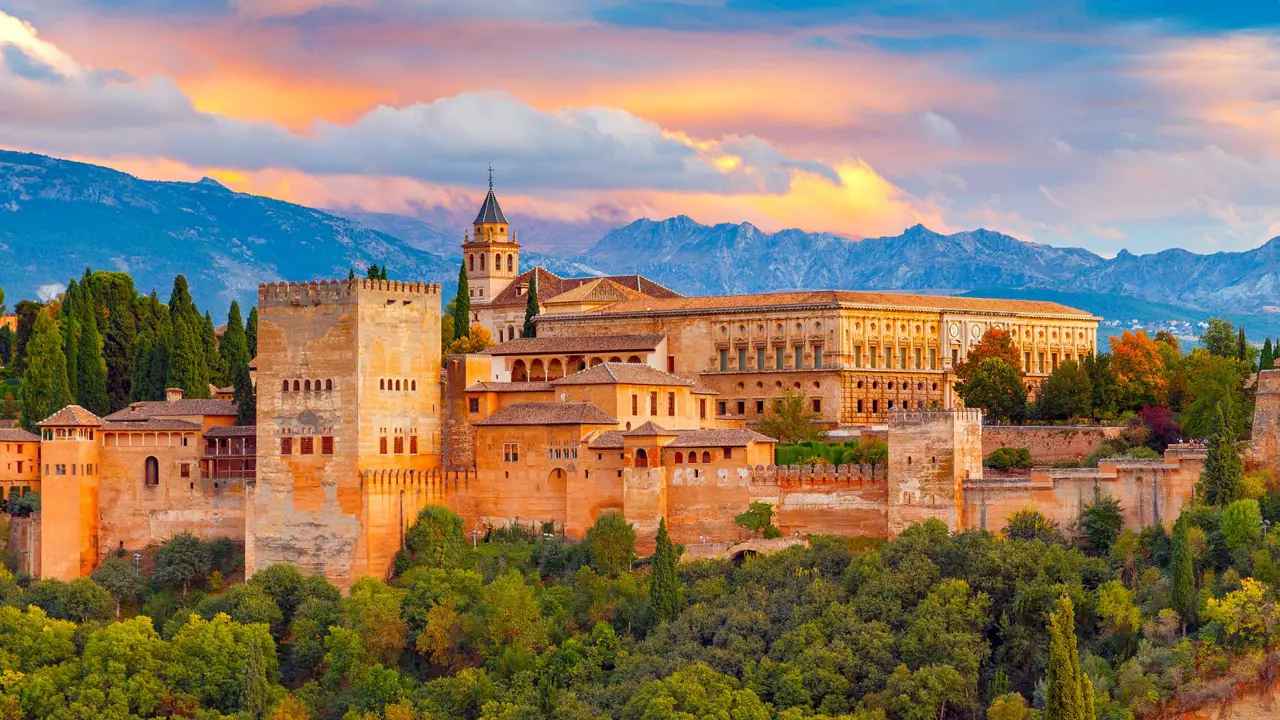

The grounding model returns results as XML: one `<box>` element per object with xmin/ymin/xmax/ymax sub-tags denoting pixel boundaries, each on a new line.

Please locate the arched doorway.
<box><xmin>548</xmin><ymin>359</ymin><xmax>564</xmax><ymax>380</ymax></box>
<box><xmin>512</xmin><ymin>359</ymin><xmax>528</xmax><ymax>382</ymax></box>
<box><xmin>530</xmin><ymin>359</ymin><xmax>546</xmax><ymax>381</ymax></box>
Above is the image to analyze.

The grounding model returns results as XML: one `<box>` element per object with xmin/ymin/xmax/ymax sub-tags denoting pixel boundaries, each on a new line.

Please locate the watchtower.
<box><xmin>461</xmin><ymin>167</ymin><xmax>520</xmax><ymax>310</ymax></box>
<box><xmin>886</xmin><ymin>409</ymin><xmax>984</xmax><ymax>536</ymax></box>
<box><xmin>37</xmin><ymin>406</ymin><xmax>103</xmax><ymax>580</ymax></box>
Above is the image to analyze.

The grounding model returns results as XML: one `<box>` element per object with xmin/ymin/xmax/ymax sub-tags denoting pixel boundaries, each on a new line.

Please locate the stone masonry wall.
<box><xmin>982</xmin><ymin>425</ymin><xmax>1124</xmax><ymax>464</ymax></box>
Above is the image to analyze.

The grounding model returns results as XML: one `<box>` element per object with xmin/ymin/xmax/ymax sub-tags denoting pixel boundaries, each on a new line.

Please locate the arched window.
<box><xmin>468</xmin><ymin>254</ymin><xmax>474</xmax><ymax>271</ymax></box>
<box><xmin>627</xmin><ymin>355</ymin><xmax>641</xmax><ymax>363</ymax></box>
<box><xmin>674</xmin><ymin>452</ymin><xmax>684</xmax><ymax>464</ymax></box>
<box><xmin>380</xmin><ymin>379</ymin><xmax>385</xmax><ymax>390</ymax></box>
<box><xmin>507</xmin><ymin>326</ymin><xmax>515</xmax><ymax>341</ymax></box>
<box><xmin>293</xmin><ymin>380</ymin><xmax>300</xmax><ymax>392</ymax></box>
<box><xmin>494</xmin><ymin>253</ymin><xmax>501</xmax><ymax>269</ymax></box>
<box><xmin>687</xmin><ymin>452</ymin><xmax>697</xmax><ymax>464</ymax></box>
<box><xmin>497</xmin><ymin>329</ymin><xmax>503</xmax><ymax>342</ymax></box>
<box><xmin>701</xmin><ymin>451</ymin><xmax>712</xmax><ymax>463</ymax></box>
<box><xmin>282</xmin><ymin>380</ymin><xmax>289</xmax><ymax>392</ymax></box>
<box><xmin>507</xmin><ymin>254</ymin><xmax>513</xmax><ymax>271</ymax></box>
<box><xmin>395</xmin><ymin>379</ymin><xmax>401</xmax><ymax>391</ymax></box>
<box><xmin>635</xmin><ymin>449</ymin><xmax>648</xmax><ymax>468</ymax></box>
<box><xmin>313</xmin><ymin>379</ymin><xmax>321</xmax><ymax>392</ymax></box>
<box><xmin>304</xmin><ymin>380</ymin><xmax>311</xmax><ymax>392</ymax></box>
<box><xmin>326</xmin><ymin>379</ymin><xmax>333</xmax><ymax>391</ymax></box>
<box><xmin>411</xmin><ymin>380</ymin><xmax>417</xmax><ymax>391</ymax></box>
<box><xmin>480</xmin><ymin>254</ymin><xmax>485</xmax><ymax>271</ymax></box>
<box><xmin>144</xmin><ymin>456</ymin><xmax>159</xmax><ymax>486</ymax></box>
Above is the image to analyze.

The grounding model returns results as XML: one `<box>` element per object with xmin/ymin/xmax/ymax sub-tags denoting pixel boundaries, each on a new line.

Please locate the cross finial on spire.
<box><xmin>487</xmin><ymin>163</ymin><xmax>494</xmax><ymax>191</ymax></box>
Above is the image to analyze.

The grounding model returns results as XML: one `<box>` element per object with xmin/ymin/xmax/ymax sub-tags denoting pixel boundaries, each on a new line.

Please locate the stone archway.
<box><xmin>512</xmin><ymin>359</ymin><xmax>528</xmax><ymax>382</ymax></box>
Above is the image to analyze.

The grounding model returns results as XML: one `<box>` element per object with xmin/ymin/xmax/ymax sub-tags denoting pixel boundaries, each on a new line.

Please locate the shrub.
<box><xmin>984</xmin><ymin>447</ymin><xmax>1034</xmax><ymax>471</ymax></box>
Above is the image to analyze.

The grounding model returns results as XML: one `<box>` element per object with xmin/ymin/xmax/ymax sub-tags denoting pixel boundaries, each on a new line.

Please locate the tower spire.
<box><xmin>488</xmin><ymin>162</ymin><xmax>494</xmax><ymax>191</ymax></box>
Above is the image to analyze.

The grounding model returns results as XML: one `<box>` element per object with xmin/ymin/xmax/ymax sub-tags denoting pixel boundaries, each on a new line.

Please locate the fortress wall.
<box><xmin>982</xmin><ymin>425</ymin><xmax>1124</xmax><ymax>464</ymax></box>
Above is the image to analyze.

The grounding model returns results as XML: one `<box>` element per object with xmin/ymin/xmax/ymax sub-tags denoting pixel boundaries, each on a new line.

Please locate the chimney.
<box><xmin>165</xmin><ymin>387</ymin><xmax>184</xmax><ymax>403</ymax></box>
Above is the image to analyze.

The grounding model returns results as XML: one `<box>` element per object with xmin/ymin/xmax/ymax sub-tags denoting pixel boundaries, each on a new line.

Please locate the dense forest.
<box><xmin>1</xmin><ymin>476</ymin><xmax>1280</xmax><ymax>720</ymax></box>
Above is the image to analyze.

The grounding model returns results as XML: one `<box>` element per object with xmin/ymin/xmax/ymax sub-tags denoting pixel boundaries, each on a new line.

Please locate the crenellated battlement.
<box><xmin>359</xmin><ymin>467</ymin><xmax>473</xmax><ymax>490</ymax></box>
<box><xmin>746</xmin><ymin>464</ymin><xmax>884</xmax><ymax>488</ymax></box>
<box><xmin>889</xmin><ymin>408</ymin><xmax>984</xmax><ymax>427</ymax></box>
<box><xmin>258</xmin><ymin>279</ymin><xmax>442</xmax><ymax>307</ymax></box>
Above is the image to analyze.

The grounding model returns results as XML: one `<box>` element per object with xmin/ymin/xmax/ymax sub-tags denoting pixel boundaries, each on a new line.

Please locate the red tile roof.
<box><xmin>474</xmin><ymin>402</ymin><xmax>618</xmax><ymax>426</ymax></box>
<box><xmin>587</xmin><ymin>430</ymin><xmax>625</xmax><ymax>449</ymax></box>
<box><xmin>205</xmin><ymin>425</ymin><xmax>257</xmax><ymax>438</ymax></box>
<box><xmin>37</xmin><ymin>405</ymin><xmax>102</xmax><ymax>427</ymax></box>
<box><xmin>104</xmin><ymin>398</ymin><xmax>238</xmax><ymax>422</ymax></box>
<box><xmin>0</xmin><ymin>428</ymin><xmax>39</xmax><ymax>442</ymax></box>
<box><xmin>484</xmin><ymin>334</ymin><xmax>664</xmax><ymax>357</ymax></box>
<box><xmin>622</xmin><ymin>421</ymin><xmax>675</xmax><ymax>437</ymax></box>
<box><xmin>551</xmin><ymin>362</ymin><xmax>694</xmax><ymax>388</ymax></box>
<box><xmin>540</xmin><ymin>289</ymin><xmax>1093</xmax><ymax>318</ymax></box>
<box><xmin>486</xmin><ymin>267</ymin><xmax>680</xmax><ymax>309</ymax></box>
<box><xmin>464</xmin><ymin>381</ymin><xmax>555</xmax><ymax>393</ymax></box>
<box><xmin>102</xmin><ymin>419</ymin><xmax>202</xmax><ymax>432</ymax></box>
<box><xmin>667</xmin><ymin>428</ymin><xmax>776</xmax><ymax>447</ymax></box>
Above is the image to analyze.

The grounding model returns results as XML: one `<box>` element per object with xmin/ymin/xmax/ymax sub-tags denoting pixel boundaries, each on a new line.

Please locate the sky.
<box><xmin>3</xmin><ymin>1</ymin><xmax>1280</xmax><ymax>256</ymax></box>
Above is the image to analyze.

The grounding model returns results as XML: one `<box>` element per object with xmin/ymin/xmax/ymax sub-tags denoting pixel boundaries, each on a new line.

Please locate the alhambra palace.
<box><xmin>5</xmin><ymin>184</ymin><xmax>1279</xmax><ymax>587</ymax></box>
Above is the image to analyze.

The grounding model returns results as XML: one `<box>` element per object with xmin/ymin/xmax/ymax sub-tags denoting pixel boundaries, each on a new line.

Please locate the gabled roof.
<box><xmin>37</xmin><ymin>405</ymin><xmax>102</xmax><ymax>427</ymax></box>
<box><xmin>0</xmin><ymin>428</ymin><xmax>39</xmax><ymax>442</ymax></box>
<box><xmin>545</xmin><ymin>278</ymin><xmax>648</xmax><ymax>305</ymax></box>
<box><xmin>104</xmin><ymin>398</ymin><xmax>238</xmax><ymax>422</ymax></box>
<box><xmin>474</xmin><ymin>189</ymin><xmax>508</xmax><ymax>224</ymax></box>
<box><xmin>622</xmin><ymin>421</ymin><xmax>675</xmax><ymax>437</ymax></box>
<box><xmin>485</xmin><ymin>267</ymin><xmax>681</xmax><ymax>310</ymax></box>
<box><xmin>587</xmin><ymin>430</ymin><xmax>625</xmax><ymax>449</ymax></box>
<box><xmin>551</xmin><ymin>362</ymin><xmax>694</xmax><ymax>388</ymax></box>
<box><xmin>464</xmin><ymin>381</ymin><xmax>555</xmax><ymax>393</ymax></box>
<box><xmin>667</xmin><ymin>428</ymin><xmax>777</xmax><ymax>447</ymax></box>
<box><xmin>485</xmin><ymin>334</ymin><xmax>664</xmax><ymax>357</ymax></box>
<box><xmin>474</xmin><ymin>402</ymin><xmax>618</xmax><ymax>426</ymax></box>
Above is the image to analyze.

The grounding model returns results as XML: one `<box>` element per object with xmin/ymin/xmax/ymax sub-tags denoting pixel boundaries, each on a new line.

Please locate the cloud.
<box><xmin>916</xmin><ymin>111</ymin><xmax>963</xmax><ymax>147</ymax></box>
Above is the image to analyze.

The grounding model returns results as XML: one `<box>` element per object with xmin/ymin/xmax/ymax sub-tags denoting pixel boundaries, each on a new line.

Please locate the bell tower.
<box><xmin>462</xmin><ymin>166</ymin><xmax>520</xmax><ymax>308</ymax></box>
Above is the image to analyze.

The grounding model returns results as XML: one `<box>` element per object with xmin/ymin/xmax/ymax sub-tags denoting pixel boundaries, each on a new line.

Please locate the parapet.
<box><xmin>1257</xmin><ymin>369</ymin><xmax>1280</xmax><ymax>396</ymax></box>
<box><xmin>888</xmin><ymin>408</ymin><xmax>984</xmax><ymax>427</ymax></box>
<box><xmin>258</xmin><ymin>279</ymin><xmax>442</xmax><ymax>308</ymax></box>
<box><xmin>746</xmin><ymin>464</ymin><xmax>882</xmax><ymax>488</ymax></box>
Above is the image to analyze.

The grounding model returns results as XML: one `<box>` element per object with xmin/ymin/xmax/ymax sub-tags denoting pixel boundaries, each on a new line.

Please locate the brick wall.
<box><xmin>981</xmin><ymin>425</ymin><xmax>1124</xmax><ymax>464</ymax></box>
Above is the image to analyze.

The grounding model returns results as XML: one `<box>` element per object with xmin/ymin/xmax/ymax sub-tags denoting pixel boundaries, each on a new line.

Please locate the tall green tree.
<box><xmin>220</xmin><ymin>301</ymin><xmax>251</xmax><ymax>380</ymax></box>
<box><xmin>167</xmin><ymin>314</ymin><xmax>210</xmax><ymax>399</ymax></box>
<box><xmin>758</xmin><ymin>389</ymin><xmax>823</xmax><ymax>443</ymax></box>
<box><xmin>1200</xmin><ymin>318</ymin><xmax>1237</xmax><ymax>358</ymax></box>
<box><xmin>1036</xmin><ymin>359</ymin><xmax>1092</xmax><ymax>421</ymax></box>
<box><xmin>1170</xmin><ymin>519</ymin><xmax>1197</xmax><ymax>631</ymax></box>
<box><xmin>453</xmin><ymin>263</ymin><xmax>471</xmax><ymax>342</ymax></box>
<box><xmin>1237</xmin><ymin>327</ymin><xmax>1247</xmax><ymax>363</ymax></box>
<box><xmin>245</xmin><ymin>306</ymin><xmax>258</xmax><ymax>359</ymax></box>
<box><xmin>60</xmin><ymin>281</ymin><xmax>80</xmax><ymax>401</ymax></box>
<box><xmin>522</xmin><ymin>272</ymin><xmax>539</xmax><ymax>338</ymax></box>
<box><xmin>585</xmin><ymin>511</ymin><xmax>635</xmax><ymax>577</ymax></box>
<box><xmin>203</xmin><ymin>311</ymin><xmax>227</xmax><ymax>388</ymax></box>
<box><xmin>649</xmin><ymin>518</ymin><xmax>681</xmax><ymax>623</ymax></box>
<box><xmin>82</xmin><ymin>270</ymin><xmax>141</xmax><ymax>412</ymax></box>
<box><xmin>405</xmin><ymin>506</ymin><xmax>467</xmax><ymax>570</ymax></box>
<box><xmin>0</xmin><ymin>325</ymin><xmax>13</xmax><ymax>366</ymax></box>
<box><xmin>18</xmin><ymin>309</ymin><xmax>73</xmax><ymax>430</ymax></box>
<box><xmin>1196</xmin><ymin>402</ymin><xmax>1244</xmax><ymax>506</ymax></box>
<box><xmin>1045</xmin><ymin>594</ymin><xmax>1089</xmax><ymax>720</ymax></box>
<box><xmin>75</xmin><ymin>284</ymin><xmax>109</xmax><ymax>416</ymax></box>
<box><xmin>233</xmin><ymin>361</ymin><xmax>256</xmax><ymax>426</ymax></box>
<box><xmin>11</xmin><ymin>299</ymin><xmax>43</xmax><ymax>373</ymax></box>
<box><xmin>955</xmin><ymin>357</ymin><xmax>1027</xmax><ymax>424</ymax></box>
<box><xmin>1262</xmin><ymin>338</ymin><xmax>1275</xmax><ymax>371</ymax></box>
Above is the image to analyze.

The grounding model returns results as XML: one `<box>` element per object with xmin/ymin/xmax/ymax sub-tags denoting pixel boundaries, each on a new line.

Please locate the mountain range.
<box><xmin>2</xmin><ymin>149</ymin><xmax>1279</xmax><ymax>337</ymax></box>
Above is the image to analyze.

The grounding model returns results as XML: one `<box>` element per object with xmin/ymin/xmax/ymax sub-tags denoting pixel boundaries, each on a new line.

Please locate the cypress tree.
<box><xmin>233</xmin><ymin>360</ymin><xmax>256</xmax><ymax>426</ymax></box>
<box><xmin>366</xmin><ymin>264</ymin><xmax>382</xmax><ymax>280</ymax></box>
<box><xmin>453</xmin><ymin>263</ymin><xmax>471</xmax><ymax>341</ymax></box>
<box><xmin>1262</xmin><ymin>338</ymin><xmax>1275</xmax><ymax>371</ymax></box>
<box><xmin>1045</xmin><ymin>594</ymin><xmax>1085</xmax><ymax>720</ymax></box>
<box><xmin>522</xmin><ymin>272</ymin><xmax>539</xmax><ymax>338</ymax></box>
<box><xmin>650</xmin><ymin>518</ymin><xmax>681</xmax><ymax>623</ymax></box>
<box><xmin>203</xmin><ymin>311</ymin><xmax>226</xmax><ymax>389</ymax></box>
<box><xmin>219</xmin><ymin>301</ymin><xmax>251</xmax><ymax>380</ymax></box>
<box><xmin>168</xmin><ymin>315</ymin><xmax>210</xmax><ymax>399</ymax></box>
<box><xmin>75</xmin><ymin>287</ymin><xmax>109</xmax><ymax>416</ymax></box>
<box><xmin>1237</xmin><ymin>328</ymin><xmax>1247</xmax><ymax>363</ymax></box>
<box><xmin>0</xmin><ymin>325</ymin><xmax>12</xmax><ymax>366</ymax></box>
<box><xmin>85</xmin><ymin>270</ymin><xmax>140</xmax><ymax>412</ymax></box>
<box><xmin>1197</xmin><ymin>402</ymin><xmax>1244</xmax><ymax>506</ymax></box>
<box><xmin>242</xmin><ymin>635</ymin><xmax>269</xmax><ymax>720</ymax></box>
<box><xmin>18</xmin><ymin>309</ymin><xmax>73</xmax><ymax>431</ymax></box>
<box><xmin>1170</xmin><ymin>519</ymin><xmax>1197</xmax><ymax>631</ymax></box>
<box><xmin>61</xmin><ymin>281</ymin><xmax>80</xmax><ymax>400</ymax></box>
<box><xmin>169</xmin><ymin>275</ymin><xmax>196</xmax><ymax>325</ymax></box>
<box><xmin>1082</xmin><ymin>674</ymin><xmax>1096</xmax><ymax>720</ymax></box>
<box><xmin>245</xmin><ymin>307</ymin><xmax>258</xmax><ymax>359</ymax></box>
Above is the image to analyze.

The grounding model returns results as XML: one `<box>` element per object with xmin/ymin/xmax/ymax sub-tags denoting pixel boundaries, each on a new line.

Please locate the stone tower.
<box><xmin>37</xmin><ymin>406</ymin><xmax>103</xmax><ymax>580</ymax></box>
<box><xmin>1252</xmin><ymin>369</ymin><xmax>1280</xmax><ymax>471</ymax></box>
<box><xmin>886</xmin><ymin>408</ymin><xmax>984</xmax><ymax>536</ymax></box>
<box><xmin>247</xmin><ymin>279</ymin><xmax>443</xmax><ymax>589</ymax></box>
<box><xmin>461</xmin><ymin>169</ymin><xmax>520</xmax><ymax>309</ymax></box>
